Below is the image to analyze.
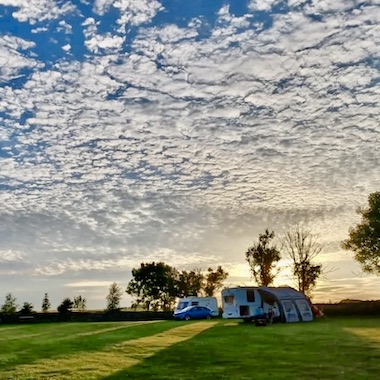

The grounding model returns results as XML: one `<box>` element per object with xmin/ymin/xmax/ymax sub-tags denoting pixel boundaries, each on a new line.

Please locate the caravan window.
<box><xmin>191</xmin><ymin>301</ymin><xmax>199</xmax><ymax>306</ymax></box>
<box><xmin>246</xmin><ymin>290</ymin><xmax>255</xmax><ymax>302</ymax></box>
<box><xmin>224</xmin><ymin>295</ymin><xmax>234</xmax><ymax>304</ymax></box>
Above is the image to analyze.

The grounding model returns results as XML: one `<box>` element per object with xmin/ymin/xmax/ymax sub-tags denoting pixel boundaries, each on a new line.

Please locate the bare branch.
<box><xmin>280</xmin><ymin>224</ymin><xmax>323</xmax><ymax>297</ymax></box>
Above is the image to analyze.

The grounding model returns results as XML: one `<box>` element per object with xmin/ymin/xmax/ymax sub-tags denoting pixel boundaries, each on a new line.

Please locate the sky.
<box><xmin>0</xmin><ymin>0</ymin><xmax>379</xmax><ymax>311</ymax></box>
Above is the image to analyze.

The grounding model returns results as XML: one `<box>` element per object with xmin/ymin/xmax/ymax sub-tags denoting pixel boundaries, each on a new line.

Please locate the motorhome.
<box><xmin>175</xmin><ymin>296</ymin><xmax>219</xmax><ymax>317</ymax></box>
<box><xmin>222</xmin><ymin>286</ymin><xmax>313</xmax><ymax>323</ymax></box>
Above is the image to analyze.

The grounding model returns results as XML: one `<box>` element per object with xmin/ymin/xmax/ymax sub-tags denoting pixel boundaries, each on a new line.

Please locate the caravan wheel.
<box><xmin>206</xmin><ymin>314</ymin><xmax>211</xmax><ymax>320</ymax></box>
<box><xmin>184</xmin><ymin>315</ymin><xmax>191</xmax><ymax>321</ymax></box>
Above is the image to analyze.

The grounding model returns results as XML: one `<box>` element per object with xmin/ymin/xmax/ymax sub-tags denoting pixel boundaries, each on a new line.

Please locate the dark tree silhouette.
<box><xmin>20</xmin><ymin>302</ymin><xmax>34</xmax><ymax>315</ymax></box>
<box><xmin>57</xmin><ymin>298</ymin><xmax>74</xmax><ymax>315</ymax></box>
<box><xmin>176</xmin><ymin>269</ymin><xmax>204</xmax><ymax>297</ymax></box>
<box><xmin>126</xmin><ymin>262</ymin><xmax>178</xmax><ymax>311</ymax></box>
<box><xmin>73</xmin><ymin>295</ymin><xmax>87</xmax><ymax>311</ymax></box>
<box><xmin>106</xmin><ymin>283</ymin><xmax>123</xmax><ymax>312</ymax></box>
<box><xmin>245</xmin><ymin>229</ymin><xmax>281</xmax><ymax>286</ymax></box>
<box><xmin>41</xmin><ymin>293</ymin><xmax>51</xmax><ymax>313</ymax></box>
<box><xmin>342</xmin><ymin>191</ymin><xmax>380</xmax><ymax>275</ymax></box>
<box><xmin>1</xmin><ymin>293</ymin><xmax>17</xmax><ymax>314</ymax></box>
<box><xmin>204</xmin><ymin>266</ymin><xmax>228</xmax><ymax>296</ymax></box>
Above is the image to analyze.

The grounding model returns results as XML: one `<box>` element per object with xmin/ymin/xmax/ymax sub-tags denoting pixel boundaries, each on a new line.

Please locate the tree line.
<box><xmin>0</xmin><ymin>265</ymin><xmax>228</xmax><ymax>315</ymax></box>
<box><xmin>1</xmin><ymin>191</ymin><xmax>379</xmax><ymax>315</ymax></box>
<box><xmin>0</xmin><ymin>293</ymin><xmax>87</xmax><ymax>315</ymax></box>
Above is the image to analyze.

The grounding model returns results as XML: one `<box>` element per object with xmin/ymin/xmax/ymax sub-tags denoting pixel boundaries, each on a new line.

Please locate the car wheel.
<box><xmin>185</xmin><ymin>315</ymin><xmax>191</xmax><ymax>321</ymax></box>
<box><xmin>206</xmin><ymin>314</ymin><xmax>211</xmax><ymax>320</ymax></box>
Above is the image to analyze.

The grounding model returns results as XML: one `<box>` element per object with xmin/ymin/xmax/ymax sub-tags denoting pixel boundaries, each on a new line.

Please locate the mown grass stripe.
<box><xmin>0</xmin><ymin>321</ymin><xmax>161</xmax><ymax>342</ymax></box>
<box><xmin>76</xmin><ymin>320</ymin><xmax>162</xmax><ymax>337</ymax></box>
<box><xmin>344</xmin><ymin>328</ymin><xmax>380</xmax><ymax>345</ymax></box>
<box><xmin>0</xmin><ymin>321</ymin><xmax>217</xmax><ymax>380</ymax></box>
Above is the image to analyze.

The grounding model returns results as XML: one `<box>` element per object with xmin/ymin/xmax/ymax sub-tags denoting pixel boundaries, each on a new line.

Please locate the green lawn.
<box><xmin>0</xmin><ymin>317</ymin><xmax>379</xmax><ymax>379</ymax></box>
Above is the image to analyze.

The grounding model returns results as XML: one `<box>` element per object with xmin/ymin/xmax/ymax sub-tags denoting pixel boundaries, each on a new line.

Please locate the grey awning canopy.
<box><xmin>258</xmin><ymin>287</ymin><xmax>307</xmax><ymax>301</ymax></box>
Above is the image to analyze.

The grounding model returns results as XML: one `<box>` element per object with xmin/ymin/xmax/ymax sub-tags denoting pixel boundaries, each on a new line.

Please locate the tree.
<box><xmin>106</xmin><ymin>283</ymin><xmax>123</xmax><ymax>312</ymax></box>
<box><xmin>41</xmin><ymin>293</ymin><xmax>51</xmax><ymax>313</ymax></box>
<box><xmin>176</xmin><ymin>269</ymin><xmax>204</xmax><ymax>297</ymax></box>
<box><xmin>204</xmin><ymin>266</ymin><xmax>229</xmax><ymax>296</ymax></box>
<box><xmin>1</xmin><ymin>293</ymin><xmax>18</xmax><ymax>314</ymax></box>
<box><xmin>73</xmin><ymin>295</ymin><xmax>87</xmax><ymax>311</ymax></box>
<box><xmin>57</xmin><ymin>298</ymin><xmax>74</xmax><ymax>315</ymax></box>
<box><xmin>126</xmin><ymin>262</ymin><xmax>178</xmax><ymax>311</ymax></box>
<box><xmin>342</xmin><ymin>191</ymin><xmax>380</xmax><ymax>275</ymax></box>
<box><xmin>20</xmin><ymin>302</ymin><xmax>34</xmax><ymax>315</ymax></box>
<box><xmin>245</xmin><ymin>229</ymin><xmax>281</xmax><ymax>286</ymax></box>
<box><xmin>281</xmin><ymin>225</ymin><xmax>322</xmax><ymax>297</ymax></box>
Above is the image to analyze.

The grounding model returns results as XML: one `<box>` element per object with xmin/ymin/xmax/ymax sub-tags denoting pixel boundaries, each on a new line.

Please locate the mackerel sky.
<box><xmin>1</xmin><ymin>0</ymin><xmax>379</xmax><ymax>310</ymax></box>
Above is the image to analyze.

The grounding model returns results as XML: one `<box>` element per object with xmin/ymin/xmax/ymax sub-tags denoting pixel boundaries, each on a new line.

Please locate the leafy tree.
<box><xmin>204</xmin><ymin>266</ymin><xmax>229</xmax><ymax>296</ymax></box>
<box><xmin>73</xmin><ymin>295</ymin><xmax>87</xmax><ymax>311</ymax></box>
<box><xmin>41</xmin><ymin>293</ymin><xmax>51</xmax><ymax>313</ymax></box>
<box><xmin>176</xmin><ymin>269</ymin><xmax>204</xmax><ymax>297</ymax></box>
<box><xmin>20</xmin><ymin>302</ymin><xmax>34</xmax><ymax>315</ymax></box>
<box><xmin>342</xmin><ymin>191</ymin><xmax>380</xmax><ymax>275</ymax></box>
<box><xmin>57</xmin><ymin>298</ymin><xmax>74</xmax><ymax>315</ymax></box>
<box><xmin>1</xmin><ymin>293</ymin><xmax>18</xmax><ymax>314</ymax></box>
<box><xmin>281</xmin><ymin>225</ymin><xmax>322</xmax><ymax>297</ymax></box>
<box><xmin>245</xmin><ymin>229</ymin><xmax>281</xmax><ymax>286</ymax></box>
<box><xmin>106</xmin><ymin>283</ymin><xmax>123</xmax><ymax>312</ymax></box>
<box><xmin>126</xmin><ymin>262</ymin><xmax>178</xmax><ymax>311</ymax></box>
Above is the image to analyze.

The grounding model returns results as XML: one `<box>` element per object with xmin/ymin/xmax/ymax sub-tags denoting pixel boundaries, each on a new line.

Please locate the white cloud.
<box><xmin>114</xmin><ymin>0</ymin><xmax>163</xmax><ymax>29</ymax></box>
<box><xmin>0</xmin><ymin>250</ymin><xmax>26</xmax><ymax>262</ymax></box>
<box><xmin>93</xmin><ymin>0</ymin><xmax>163</xmax><ymax>33</ymax></box>
<box><xmin>0</xmin><ymin>0</ymin><xmax>76</xmax><ymax>24</ymax></box>
<box><xmin>31</xmin><ymin>27</ymin><xmax>49</xmax><ymax>34</ymax></box>
<box><xmin>85</xmin><ymin>34</ymin><xmax>125</xmax><ymax>53</ymax></box>
<box><xmin>93</xmin><ymin>0</ymin><xmax>115</xmax><ymax>15</ymax></box>
<box><xmin>65</xmin><ymin>281</ymin><xmax>116</xmax><ymax>287</ymax></box>
<box><xmin>33</xmin><ymin>248</ymin><xmax>218</xmax><ymax>276</ymax></box>
<box><xmin>305</xmin><ymin>0</ymin><xmax>357</xmax><ymax>14</ymax></box>
<box><xmin>0</xmin><ymin>35</ymin><xmax>41</xmax><ymax>82</ymax></box>
<box><xmin>248</xmin><ymin>0</ymin><xmax>279</xmax><ymax>11</ymax></box>
<box><xmin>57</xmin><ymin>20</ymin><xmax>73</xmax><ymax>34</ymax></box>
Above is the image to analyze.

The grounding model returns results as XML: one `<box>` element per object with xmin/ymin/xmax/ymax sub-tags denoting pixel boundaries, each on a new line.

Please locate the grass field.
<box><xmin>1</xmin><ymin>317</ymin><xmax>379</xmax><ymax>379</ymax></box>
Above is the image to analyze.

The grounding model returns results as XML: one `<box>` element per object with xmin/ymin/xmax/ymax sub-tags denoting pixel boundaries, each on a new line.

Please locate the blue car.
<box><xmin>173</xmin><ymin>305</ymin><xmax>212</xmax><ymax>321</ymax></box>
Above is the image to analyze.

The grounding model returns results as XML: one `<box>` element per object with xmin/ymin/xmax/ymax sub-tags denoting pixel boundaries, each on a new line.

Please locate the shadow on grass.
<box><xmin>102</xmin><ymin>318</ymin><xmax>380</xmax><ymax>380</ymax></box>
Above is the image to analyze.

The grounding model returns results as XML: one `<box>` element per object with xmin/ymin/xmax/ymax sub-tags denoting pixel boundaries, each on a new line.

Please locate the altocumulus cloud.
<box><xmin>0</xmin><ymin>0</ymin><xmax>379</xmax><ymax>308</ymax></box>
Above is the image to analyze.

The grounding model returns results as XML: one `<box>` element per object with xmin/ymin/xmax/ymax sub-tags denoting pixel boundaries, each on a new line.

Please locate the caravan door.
<box><xmin>281</xmin><ymin>300</ymin><xmax>299</xmax><ymax>322</ymax></box>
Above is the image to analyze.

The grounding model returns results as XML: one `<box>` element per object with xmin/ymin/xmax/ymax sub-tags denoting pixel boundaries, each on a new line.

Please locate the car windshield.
<box><xmin>177</xmin><ymin>306</ymin><xmax>193</xmax><ymax>313</ymax></box>
<box><xmin>176</xmin><ymin>301</ymin><xmax>189</xmax><ymax>310</ymax></box>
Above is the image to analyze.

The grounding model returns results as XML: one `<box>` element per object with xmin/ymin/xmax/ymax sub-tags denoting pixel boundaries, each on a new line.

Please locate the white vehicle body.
<box><xmin>222</xmin><ymin>288</ymin><xmax>273</xmax><ymax>320</ymax></box>
<box><xmin>222</xmin><ymin>287</ymin><xmax>313</xmax><ymax>323</ymax></box>
<box><xmin>175</xmin><ymin>296</ymin><xmax>219</xmax><ymax>317</ymax></box>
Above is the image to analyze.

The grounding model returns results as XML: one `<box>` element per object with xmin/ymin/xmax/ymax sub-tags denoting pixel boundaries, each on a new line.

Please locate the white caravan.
<box><xmin>175</xmin><ymin>296</ymin><xmax>219</xmax><ymax>317</ymax></box>
<box><xmin>222</xmin><ymin>286</ymin><xmax>313</xmax><ymax>323</ymax></box>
